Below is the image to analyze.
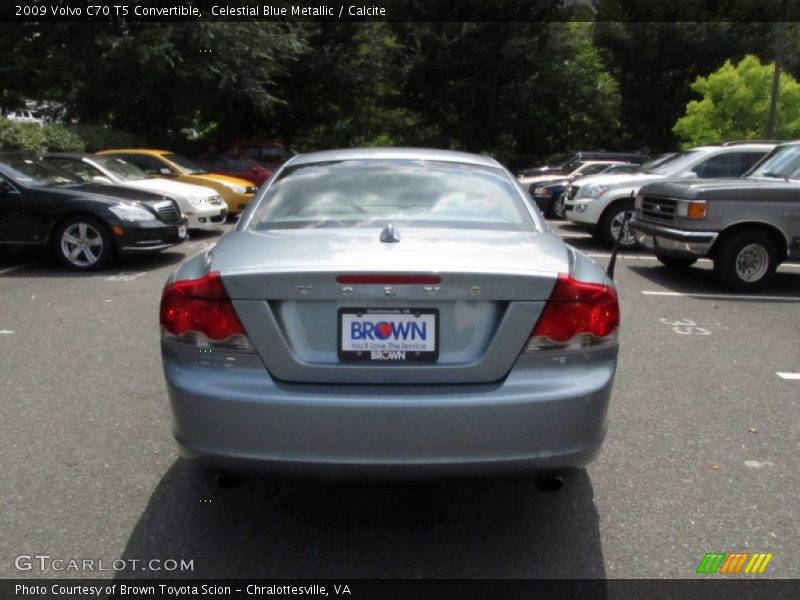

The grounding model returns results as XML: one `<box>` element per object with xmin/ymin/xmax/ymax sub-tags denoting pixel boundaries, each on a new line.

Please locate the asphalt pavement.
<box><xmin>1</xmin><ymin>221</ymin><xmax>798</xmax><ymax>579</ymax></box>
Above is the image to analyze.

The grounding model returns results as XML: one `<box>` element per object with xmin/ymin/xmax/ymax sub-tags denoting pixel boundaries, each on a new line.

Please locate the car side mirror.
<box><xmin>92</xmin><ymin>175</ymin><xmax>113</xmax><ymax>185</ymax></box>
<box><xmin>678</xmin><ymin>171</ymin><xmax>698</xmax><ymax>180</ymax></box>
<box><xmin>159</xmin><ymin>168</ymin><xmax>176</xmax><ymax>177</ymax></box>
<box><xmin>0</xmin><ymin>179</ymin><xmax>11</xmax><ymax>194</ymax></box>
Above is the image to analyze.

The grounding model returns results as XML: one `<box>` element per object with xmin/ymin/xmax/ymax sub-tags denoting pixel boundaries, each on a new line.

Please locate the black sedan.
<box><xmin>0</xmin><ymin>153</ymin><xmax>187</xmax><ymax>270</ymax></box>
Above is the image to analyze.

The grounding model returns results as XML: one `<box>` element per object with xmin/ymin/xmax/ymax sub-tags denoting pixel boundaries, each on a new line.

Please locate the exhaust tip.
<box><xmin>536</xmin><ymin>474</ymin><xmax>564</xmax><ymax>493</ymax></box>
<box><xmin>215</xmin><ymin>472</ymin><xmax>243</xmax><ymax>490</ymax></box>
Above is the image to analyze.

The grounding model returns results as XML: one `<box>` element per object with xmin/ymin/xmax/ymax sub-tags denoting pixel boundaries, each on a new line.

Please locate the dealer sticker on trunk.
<box><xmin>338</xmin><ymin>308</ymin><xmax>438</xmax><ymax>362</ymax></box>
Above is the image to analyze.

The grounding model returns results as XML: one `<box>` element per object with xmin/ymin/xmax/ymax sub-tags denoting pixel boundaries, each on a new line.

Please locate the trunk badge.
<box><xmin>341</xmin><ymin>286</ymin><xmax>354</xmax><ymax>296</ymax></box>
<box><xmin>297</xmin><ymin>285</ymin><xmax>313</xmax><ymax>296</ymax></box>
<box><xmin>470</xmin><ymin>286</ymin><xmax>481</xmax><ymax>296</ymax></box>
<box><xmin>384</xmin><ymin>287</ymin><xmax>396</xmax><ymax>297</ymax></box>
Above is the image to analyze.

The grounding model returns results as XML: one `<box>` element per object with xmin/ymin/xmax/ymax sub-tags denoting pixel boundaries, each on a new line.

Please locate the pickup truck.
<box><xmin>628</xmin><ymin>142</ymin><xmax>800</xmax><ymax>291</ymax></box>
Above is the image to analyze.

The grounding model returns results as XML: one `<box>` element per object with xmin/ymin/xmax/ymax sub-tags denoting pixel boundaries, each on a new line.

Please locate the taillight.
<box><xmin>160</xmin><ymin>271</ymin><xmax>253</xmax><ymax>351</ymax></box>
<box><xmin>527</xmin><ymin>274</ymin><xmax>619</xmax><ymax>351</ymax></box>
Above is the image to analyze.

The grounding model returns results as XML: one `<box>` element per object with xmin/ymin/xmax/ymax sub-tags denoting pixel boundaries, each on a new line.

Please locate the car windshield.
<box><xmin>747</xmin><ymin>145</ymin><xmax>800</xmax><ymax>180</ymax></box>
<box><xmin>162</xmin><ymin>153</ymin><xmax>207</xmax><ymax>175</ymax></box>
<box><xmin>0</xmin><ymin>156</ymin><xmax>80</xmax><ymax>187</ymax></box>
<box><xmin>575</xmin><ymin>163</ymin><xmax>614</xmax><ymax>176</ymax></box>
<box><xmin>248</xmin><ymin>159</ymin><xmax>534</xmax><ymax>231</ymax></box>
<box><xmin>93</xmin><ymin>156</ymin><xmax>149</xmax><ymax>181</ymax></box>
<box><xmin>646</xmin><ymin>150</ymin><xmax>703</xmax><ymax>175</ymax></box>
<box><xmin>636</xmin><ymin>154</ymin><xmax>673</xmax><ymax>173</ymax></box>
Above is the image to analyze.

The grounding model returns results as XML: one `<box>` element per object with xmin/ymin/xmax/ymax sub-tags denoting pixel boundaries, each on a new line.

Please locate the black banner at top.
<box><xmin>1</xmin><ymin>0</ymin><xmax>799</xmax><ymax>22</ymax></box>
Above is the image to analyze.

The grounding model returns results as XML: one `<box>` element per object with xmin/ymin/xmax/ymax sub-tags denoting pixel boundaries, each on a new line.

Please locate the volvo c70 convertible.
<box><xmin>160</xmin><ymin>148</ymin><xmax>620</xmax><ymax>477</ymax></box>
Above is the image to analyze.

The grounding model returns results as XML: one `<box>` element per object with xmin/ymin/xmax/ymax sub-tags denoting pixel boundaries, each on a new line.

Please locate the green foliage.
<box><xmin>66</xmin><ymin>124</ymin><xmax>146</xmax><ymax>152</ymax></box>
<box><xmin>0</xmin><ymin>120</ymin><xmax>47</xmax><ymax>152</ymax></box>
<box><xmin>673</xmin><ymin>55</ymin><xmax>800</xmax><ymax>147</ymax></box>
<box><xmin>42</xmin><ymin>124</ymin><xmax>84</xmax><ymax>152</ymax></box>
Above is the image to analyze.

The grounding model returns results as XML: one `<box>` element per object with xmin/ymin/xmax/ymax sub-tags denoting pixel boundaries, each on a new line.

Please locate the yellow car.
<box><xmin>97</xmin><ymin>149</ymin><xmax>256</xmax><ymax>214</ymax></box>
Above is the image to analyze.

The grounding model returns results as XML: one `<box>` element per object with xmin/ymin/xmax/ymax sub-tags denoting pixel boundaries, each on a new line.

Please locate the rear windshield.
<box><xmin>247</xmin><ymin>159</ymin><xmax>534</xmax><ymax>231</ymax></box>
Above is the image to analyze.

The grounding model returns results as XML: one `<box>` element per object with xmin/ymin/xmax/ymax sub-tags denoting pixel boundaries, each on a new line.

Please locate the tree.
<box><xmin>673</xmin><ymin>55</ymin><xmax>800</xmax><ymax>147</ymax></box>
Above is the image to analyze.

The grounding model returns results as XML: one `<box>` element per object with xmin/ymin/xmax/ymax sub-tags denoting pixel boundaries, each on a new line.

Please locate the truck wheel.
<box><xmin>655</xmin><ymin>254</ymin><xmax>697</xmax><ymax>269</ymax></box>
<box><xmin>713</xmin><ymin>230</ymin><xmax>778</xmax><ymax>291</ymax></box>
<box><xmin>599</xmin><ymin>202</ymin><xmax>637</xmax><ymax>249</ymax></box>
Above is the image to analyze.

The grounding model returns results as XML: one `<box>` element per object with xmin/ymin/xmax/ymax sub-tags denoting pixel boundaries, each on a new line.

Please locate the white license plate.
<box><xmin>338</xmin><ymin>308</ymin><xmax>438</xmax><ymax>362</ymax></box>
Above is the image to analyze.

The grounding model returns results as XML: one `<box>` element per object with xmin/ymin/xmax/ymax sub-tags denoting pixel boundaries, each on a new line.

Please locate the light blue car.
<box><xmin>159</xmin><ymin>148</ymin><xmax>619</xmax><ymax>477</ymax></box>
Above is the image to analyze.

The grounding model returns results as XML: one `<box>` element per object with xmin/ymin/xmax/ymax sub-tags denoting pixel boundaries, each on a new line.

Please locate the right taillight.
<box><xmin>160</xmin><ymin>271</ymin><xmax>254</xmax><ymax>352</ymax></box>
<box><xmin>527</xmin><ymin>274</ymin><xmax>619</xmax><ymax>351</ymax></box>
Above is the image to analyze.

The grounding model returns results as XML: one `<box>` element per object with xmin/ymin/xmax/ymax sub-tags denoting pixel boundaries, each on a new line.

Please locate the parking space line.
<box><xmin>777</xmin><ymin>372</ymin><xmax>800</xmax><ymax>380</ymax></box>
<box><xmin>642</xmin><ymin>290</ymin><xmax>800</xmax><ymax>302</ymax></box>
<box><xmin>0</xmin><ymin>261</ymin><xmax>35</xmax><ymax>276</ymax></box>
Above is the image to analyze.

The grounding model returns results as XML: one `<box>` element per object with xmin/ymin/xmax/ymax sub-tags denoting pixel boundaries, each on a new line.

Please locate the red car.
<box><xmin>192</xmin><ymin>154</ymin><xmax>272</xmax><ymax>186</ymax></box>
<box><xmin>232</xmin><ymin>139</ymin><xmax>293</xmax><ymax>170</ymax></box>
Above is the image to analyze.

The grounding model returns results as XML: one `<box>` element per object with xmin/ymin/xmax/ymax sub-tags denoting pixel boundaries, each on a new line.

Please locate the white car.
<box><xmin>6</xmin><ymin>110</ymin><xmax>44</xmax><ymax>126</ymax></box>
<box><xmin>518</xmin><ymin>160</ymin><xmax>628</xmax><ymax>189</ymax></box>
<box><xmin>564</xmin><ymin>143</ymin><xmax>775</xmax><ymax>248</ymax></box>
<box><xmin>43</xmin><ymin>153</ymin><xmax>228</xmax><ymax>230</ymax></box>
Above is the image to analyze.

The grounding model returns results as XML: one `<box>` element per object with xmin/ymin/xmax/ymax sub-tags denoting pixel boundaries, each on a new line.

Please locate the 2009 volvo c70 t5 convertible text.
<box><xmin>160</xmin><ymin>148</ymin><xmax>620</xmax><ymax>476</ymax></box>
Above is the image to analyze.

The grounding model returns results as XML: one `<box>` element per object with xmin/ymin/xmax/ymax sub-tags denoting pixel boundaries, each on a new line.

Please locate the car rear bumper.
<box><xmin>162</xmin><ymin>346</ymin><xmax>616</xmax><ymax>476</ymax></box>
<box><xmin>532</xmin><ymin>194</ymin><xmax>552</xmax><ymax>213</ymax></box>
<box><xmin>629</xmin><ymin>218</ymin><xmax>718</xmax><ymax>256</ymax></box>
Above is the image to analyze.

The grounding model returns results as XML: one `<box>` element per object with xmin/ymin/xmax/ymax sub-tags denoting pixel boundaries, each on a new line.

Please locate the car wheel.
<box><xmin>53</xmin><ymin>216</ymin><xmax>115</xmax><ymax>271</ymax></box>
<box><xmin>713</xmin><ymin>230</ymin><xmax>778</xmax><ymax>292</ymax></box>
<box><xmin>599</xmin><ymin>202</ymin><xmax>637</xmax><ymax>249</ymax></box>
<box><xmin>655</xmin><ymin>254</ymin><xmax>697</xmax><ymax>269</ymax></box>
<box><xmin>552</xmin><ymin>195</ymin><xmax>567</xmax><ymax>219</ymax></box>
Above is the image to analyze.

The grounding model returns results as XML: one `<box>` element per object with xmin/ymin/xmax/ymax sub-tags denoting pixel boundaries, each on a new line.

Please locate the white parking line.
<box><xmin>777</xmin><ymin>372</ymin><xmax>800</xmax><ymax>380</ymax></box>
<box><xmin>0</xmin><ymin>261</ymin><xmax>34</xmax><ymax>276</ymax></box>
<box><xmin>642</xmin><ymin>290</ymin><xmax>800</xmax><ymax>302</ymax></box>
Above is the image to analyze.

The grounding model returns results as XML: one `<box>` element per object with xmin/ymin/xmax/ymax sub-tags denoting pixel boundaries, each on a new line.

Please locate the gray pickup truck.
<box><xmin>629</xmin><ymin>141</ymin><xmax>800</xmax><ymax>291</ymax></box>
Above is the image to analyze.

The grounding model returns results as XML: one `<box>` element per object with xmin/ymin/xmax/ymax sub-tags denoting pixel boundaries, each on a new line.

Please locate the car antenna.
<box><xmin>606</xmin><ymin>191</ymin><xmax>634</xmax><ymax>280</ymax></box>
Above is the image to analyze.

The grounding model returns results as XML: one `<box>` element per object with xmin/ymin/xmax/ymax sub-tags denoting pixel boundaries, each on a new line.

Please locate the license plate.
<box><xmin>178</xmin><ymin>225</ymin><xmax>187</xmax><ymax>239</ymax></box>
<box><xmin>338</xmin><ymin>308</ymin><xmax>438</xmax><ymax>362</ymax></box>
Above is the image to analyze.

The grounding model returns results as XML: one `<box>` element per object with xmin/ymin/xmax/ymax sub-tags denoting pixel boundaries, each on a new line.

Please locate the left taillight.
<box><xmin>160</xmin><ymin>271</ymin><xmax>254</xmax><ymax>352</ymax></box>
<box><xmin>526</xmin><ymin>274</ymin><xmax>620</xmax><ymax>351</ymax></box>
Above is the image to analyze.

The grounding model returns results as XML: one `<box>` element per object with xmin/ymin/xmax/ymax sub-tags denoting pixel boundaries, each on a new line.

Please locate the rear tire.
<box><xmin>713</xmin><ymin>230</ymin><xmax>778</xmax><ymax>292</ymax></box>
<box><xmin>655</xmin><ymin>254</ymin><xmax>697</xmax><ymax>269</ymax></box>
<box><xmin>552</xmin><ymin>194</ymin><xmax>567</xmax><ymax>219</ymax></box>
<box><xmin>598</xmin><ymin>202</ymin><xmax>637</xmax><ymax>249</ymax></box>
<box><xmin>53</xmin><ymin>215</ymin><xmax>115</xmax><ymax>271</ymax></box>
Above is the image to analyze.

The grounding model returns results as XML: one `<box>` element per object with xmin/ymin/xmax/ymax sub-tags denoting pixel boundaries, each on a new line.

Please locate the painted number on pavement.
<box><xmin>659</xmin><ymin>318</ymin><xmax>711</xmax><ymax>336</ymax></box>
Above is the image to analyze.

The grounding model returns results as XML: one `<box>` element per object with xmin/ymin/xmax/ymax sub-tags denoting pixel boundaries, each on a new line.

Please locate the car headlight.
<box><xmin>223</xmin><ymin>183</ymin><xmax>246</xmax><ymax>194</ymax></box>
<box><xmin>108</xmin><ymin>204</ymin><xmax>156</xmax><ymax>221</ymax></box>
<box><xmin>245</xmin><ymin>185</ymin><xmax>257</xmax><ymax>194</ymax></box>
<box><xmin>581</xmin><ymin>185</ymin><xmax>610</xmax><ymax>199</ymax></box>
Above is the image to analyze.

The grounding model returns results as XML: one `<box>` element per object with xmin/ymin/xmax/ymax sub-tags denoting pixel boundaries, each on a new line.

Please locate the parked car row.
<box><xmin>0</xmin><ymin>147</ymin><xmax>271</xmax><ymax>270</ymax></box>
<box><xmin>528</xmin><ymin>141</ymin><xmax>799</xmax><ymax>291</ymax></box>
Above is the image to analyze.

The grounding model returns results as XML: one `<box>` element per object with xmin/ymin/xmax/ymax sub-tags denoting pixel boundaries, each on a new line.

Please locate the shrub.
<box><xmin>67</xmin><ymin>124</ymin><xmax>147</xmax><ymax>152</ymax></box>
<box><xmin>43</xmin><ymin>124</ymin><xmax>85</xmax><ymax>152</ymax></box>
<box><xmin>0</xmin><ymin>120</ymin><xmax>48</xmax><ymax>152</ymax></box>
